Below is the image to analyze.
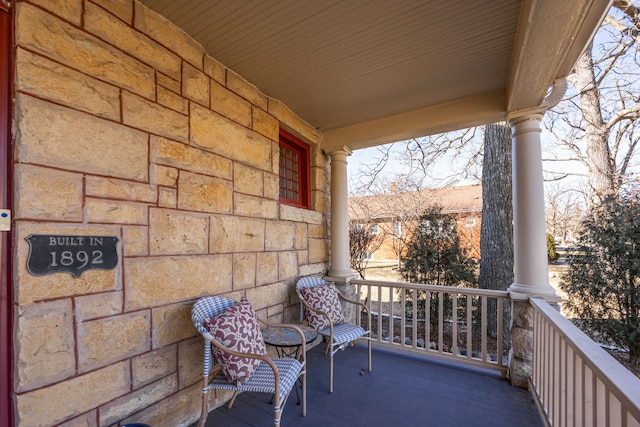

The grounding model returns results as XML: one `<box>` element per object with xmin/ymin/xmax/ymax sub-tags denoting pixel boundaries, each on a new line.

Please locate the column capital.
<box><xmin>508</xmin><ymin>110</ymin><xmax>544</xmax><ymax>126</ymax></box>
<box><xmin>329</xmin><ymin>146</ymin><xmax>353</xmax><ymax>160</ymax></box>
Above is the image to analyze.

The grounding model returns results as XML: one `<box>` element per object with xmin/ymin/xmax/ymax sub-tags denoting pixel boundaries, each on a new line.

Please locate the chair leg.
<box><xmin>301</xmin><ymin>367</ymin><xmax>307</xmax><ymax>416</ymax></box>
<box><xmin>329</xmin><ymin>350</ymin><xmax>334</xmax><ymax>393</ymax></box>
<box><xmin>228</xmin><ymin>391</ymin><xmax>239</xmax><ymax>409</ymax></box>
<box><xmin>368</xmin><ymin>336</ymin><xmax>372</xmax><ymax>372</ymax></box>
<box><xmin>198</xmin><ymin>382</ymin><xmax>209</xmax><ymax>427</ymax></box>
<box><xmin>273</xmin><ymin>406</ymin><xmax>283</xmax><ymax>427</ymax></box>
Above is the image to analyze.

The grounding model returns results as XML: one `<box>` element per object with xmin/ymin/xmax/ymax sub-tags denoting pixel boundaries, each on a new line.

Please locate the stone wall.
<box><xmin>11</xmin><ymin>1</ymin><xmax>329</xmax><ymax>426</ymax></box>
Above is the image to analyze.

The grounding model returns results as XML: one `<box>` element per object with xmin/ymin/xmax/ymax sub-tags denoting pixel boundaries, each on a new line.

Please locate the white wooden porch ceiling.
<box><xmin>139</xmin><ymin>0</ymin><xmax>612</xmax><ymax>152</ymax></box>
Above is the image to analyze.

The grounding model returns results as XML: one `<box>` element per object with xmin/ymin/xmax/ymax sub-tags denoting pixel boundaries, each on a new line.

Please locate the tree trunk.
<box><xmin>479</xmin><ymin>123</ymin><xmax>513</xmax><ymax>344</ymax></box>
<box><xmin>570</xmin><ymin>44</ymin><xmax>617</xmax><ymax>205</ymax></box>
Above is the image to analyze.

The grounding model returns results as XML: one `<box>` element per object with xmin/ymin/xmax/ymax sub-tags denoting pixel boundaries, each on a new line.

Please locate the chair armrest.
<box><xmin>209</xmin><ymin>337</ymin><xmax>289</xmax><ymax>404</ymax></box>
<box><xmin>337</xmin><ymin>290</ymin><xmax>369</xmax><ymax>312</ymax></box>
<box><xmin>336</xmin><ymin>290</ymin><xmax>371</xmax><ymax>330</ymax></box>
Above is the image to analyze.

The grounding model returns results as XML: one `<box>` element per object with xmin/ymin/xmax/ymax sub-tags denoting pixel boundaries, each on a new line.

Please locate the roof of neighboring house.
<box><xmin>349</xmin><ymin>184</ymin><xmax>482</xmax><ymax>221</ymax></box>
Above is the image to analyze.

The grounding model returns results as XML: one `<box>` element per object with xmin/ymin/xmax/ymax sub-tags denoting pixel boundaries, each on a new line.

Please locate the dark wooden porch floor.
<box><xmin>197</xmin><ymin>343</ymin><xmax>544</xmax><ymax>427</ymax></box>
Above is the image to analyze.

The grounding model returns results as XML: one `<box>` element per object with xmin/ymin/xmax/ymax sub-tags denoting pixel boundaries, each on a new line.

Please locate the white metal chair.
<box><xmin>295</xmin><ymin>276</ymin><xmax>372</xmax><ymax>392</ymax></box>
<box><xmin>191</xmin><ymin>296</ymin><xmax>306</xmax><ymax>427</ymax></box>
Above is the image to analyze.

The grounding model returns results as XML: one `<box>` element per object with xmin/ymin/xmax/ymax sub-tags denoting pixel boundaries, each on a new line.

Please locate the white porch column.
<box><xmin>326</xmin><ymin>147</ymin><xmax>356</xmax><ymax>280</ymax></box>
<box><xmin>508</xmin><ymin>113</ymin><xmax>558</xmax><ymax>300</ymax></box>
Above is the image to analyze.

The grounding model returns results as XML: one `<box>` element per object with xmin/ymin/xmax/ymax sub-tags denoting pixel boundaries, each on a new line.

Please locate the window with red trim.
<box><xmin>279</xmin><ymin>130</ymin><xmax>310</xmax><ymax>209</ymax></box>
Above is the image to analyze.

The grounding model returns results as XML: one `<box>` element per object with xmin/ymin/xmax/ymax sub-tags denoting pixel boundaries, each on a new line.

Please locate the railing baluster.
<box><xmin>377</xmin><ymin>286</ymin><xmax>382</xmax><ymax>343</ymax></box>
<box><xmin>466</xmin><ymin>294</ymin><xmax>472</xmax><ymax>360</ymax></box>
<box><xmin>497</xmin><ymin>297</ymin><xmax>504</xmax><ymax>372</ymax></box>
<box><xmin>452</xmin><ymin>293</ymin><xmax>458</xmax><ymax>356</ymax></box>
<box><xmin>438</xmin><ymin>292</ymin><xmax>444</xmax><ymax>352</ymax></box>
<box><xmin>481</xmin><ymin>295</ymin><xmax>487</xmax><ymax>362</ymax></box>
<box><xmin>412</xmin><ymin>288</ymin><xmax>417</xmax><ymax>349</ymax></box>
<box><xmin>389</xmin><ymin>286</ymin><xmax>394</xmax><ymax>344</ymax></box>
<box><xmin>425</xmin><ymin>290</ymin><xmax>430</xmax><ymax>350</ymax></box>
<box><xmin>401</xmin><ymin>289</ymin><xmax>406</xmax><ymax>348</ymax></box>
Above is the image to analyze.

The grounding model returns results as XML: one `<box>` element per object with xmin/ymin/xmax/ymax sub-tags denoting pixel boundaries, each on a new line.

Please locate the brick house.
<box><xmin>349</xmin><ymin>183</ymin><xmax>483</xmax><ymax>262</ymax></box>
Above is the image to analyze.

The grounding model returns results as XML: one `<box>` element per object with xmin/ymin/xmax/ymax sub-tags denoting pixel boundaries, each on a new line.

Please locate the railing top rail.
<box><xmin>530</xmin><ymin>297</ymin><xmax>640</xmax><ymax>415</ymax></box>
<box><xmin>351</xmin><ymin>279</ymin><xmax>509</xmax><ymax>298</ymax></box>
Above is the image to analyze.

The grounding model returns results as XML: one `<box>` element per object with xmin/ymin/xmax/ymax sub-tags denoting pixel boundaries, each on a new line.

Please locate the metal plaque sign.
<box><xmin>26</xmin><ymin>234</ymin><xmax>119</xmax><ymax>278</ymax></box>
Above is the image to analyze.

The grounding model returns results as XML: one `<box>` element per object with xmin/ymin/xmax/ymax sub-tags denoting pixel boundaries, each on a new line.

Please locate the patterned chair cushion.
<box><xmin>203</xmin><ymin>300</ymin><xmax>267</xmax><ymax>386</ymax></box>
<box><xmin>301</xmin><ymin>283</ymin><xmax>345</xmax><ymax>330</ymax></box>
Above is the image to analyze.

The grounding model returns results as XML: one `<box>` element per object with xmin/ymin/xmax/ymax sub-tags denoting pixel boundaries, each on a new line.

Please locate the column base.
<box><xmin>508</xmin><ymin>282</ymin><xmax>560</xmax><ymax>303</ymax></box>
<box><xmin>324</xmin><ymin>272</ymin><xmax>358</xmax><ymax>283</ymax></box>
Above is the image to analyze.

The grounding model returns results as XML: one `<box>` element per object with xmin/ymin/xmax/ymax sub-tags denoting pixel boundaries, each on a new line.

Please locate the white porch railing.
<box><xmin>352</xmin><ymin>279</ymin><xmax>509</xmax><ymax>376</ymax></box>
<box><xmin>530</xmin><ymin>298</ymin><xmax>640</xmax><ymax>427</ymax></box>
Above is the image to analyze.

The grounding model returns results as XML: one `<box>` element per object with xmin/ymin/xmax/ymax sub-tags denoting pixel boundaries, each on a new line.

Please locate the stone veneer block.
<box><xmin>204</xmin><ymin>55</ymin><xmax>226</xmax><ymax>84</ymax></box>
<box><xmin>151</xmin><ymin>163</ymin><xmax>179</xmax><ymax>187</ymax></box>
<box><xmin>268</xmin><ymin>99</ymin><xmax>322</xmax><ymax>145</ymax></box>
<box><xmin>123</xmin><ymin>92</ymin><xmax>189</xmax><ymax>143</ymax></box>
<box><xmin>190</xmin><ymin>104</ymin><xmax>273</xmax><ymax>172</ymax></box>
<box><xmin>156</xmin><ymin>72</ymin><xmax>181</xmax><ymax>93</ymax></box>
<box><xmin>85</xmin><ymin>198</ymin><xmax>148</xmax><ymax>225</ymax></box>
<box><xmin>265</xmin><ymin>221</ymin><xmax>295</xmax><ymax>251</ymax></box>
<box><xmin>278</xmin><ymin>251</ymin><xmax>299</xmax><ymax>281</ymax></box>
<box><xmin>158</xmin><ymin>187</ymin><xmax>177</xmax><ymax>208</ymax></box>
<box><xmin>211</xmin><ymin>79</ymin><xmax>251</xmax><ymax>127</ymax></box>
<box><xmin>245</xmin><ymin>282</ymin><xmax>289</xmax><ymax>311</ymax></box>
<box><xmin>124</xmin><ymin>255</ymin><xmax>232</xmax><ymax>310</ymax></box>
<box><xmin>132</xmin><ymin>346</ymin><xmax>177</xmax><ymax>388</ymax></box>
<box><xmin>85</xmin><ymin>2</ymin><xmax>181</xmax><ymax>80</ymax></box>
<box><xmin>183</xmin><ymin>62</ymin><xmax>210</xmax><ymax>106</ymax></box>
<box><xmin>16</xmin><ymin>299</ymin><xmax>75</xmax><ymax>392</ymax></box>
<box><xmin>158</xmin><ymin>85</ymin><xmax>188</xmax><ymax>114</ymax></box>
<box><xmin>151</xmin><ymin>136</ymin><xmax>232</xmax><ymax>180</ymax></box>
<box><xmin>233</xmin><ymin>253</ymin><xmax>257</xmax><ymax>290</ymax></box>
<box><xmin>177</xmin><ymin>171</ymin><xmax>233</xmax><ymax>214</ymax></box>
<box><xmin>178</xmin><ymin>338</ymin><xmax>205</xmax><ymax>389</ymax></box>
<box><xmin>16</xmin><ymin>96</ymin><xmax>149</xmax><ymax>181</ymax></box>
<box><xmin>252</xmin><ymin>106</ymin><xmax>279</xmax><ymax>141</ymax></box>
<box><xmin>122</xmin><ymin>225</ymin><xmax>148</xmax><ymax>257</ymax></box>
<box><xmin>152</xmin><ymin>303</ymin><xmax>195</xmax><ymax>347</ymax></box>
<box><xmin>233</xmin><ymin>193</ymin><xmax>278</xmax><ymax>219</ymax></box>
<box><xmin>99</xmin><ymin>375</ymin><xmax>177</xmax><ymax>427</ymax></box>
<box><xmin>308</xmin><ymin>223</ymin><xmax>326</xmax><ymax>238</ymax></box>
<box><xmin>77</xmin><ymin>312</ymin><xmax>151</xmax><ymax>372</ymax></box>
<box><xmin>16</xmin><ymin>362</ymin><xmax>130</xmax><ymax>427</ymax></box>
<box><xmin>56</xmin><ymin>411</ymin><xmax>98</xmax><ymax>427</ymax></box>
<box><xmin>308</xmin><ymin>238</ymin><xmax>328</xmax><ymax>263</ymax></box>
<box><xmin>15</xmin><ymin>164</ymin><xmax>83</xmax><ymax>221</ymax></box>
<box><xmin>280</xmin><ymin>204</ymin><xmax>324</xmax><ymax>224</ymax></box>
<box><xmin>16</xmin><ymin>49</ymin><xmax>120</xmax><ymax>121</ymax></box>
<box><xmin>30</xmin><ymin>0</ymin><xmax>83</xmax><ymax>25</ymax></box>
<box><xmin>256</xmin><ymin>252</ymin><xmax>278</xmax><ymax>285</ymax></box>
<box><xmin>299</xmin><ymin>263</ymin><xmax>325</xmax><ymax>278</ymax></box>
<box><xmin>294</xmin><ymin>223</ymin><xmax>308</xmax><ymax>249</ymax></box>
<box><xmin>209</xmin><ymin>215</ymin><xmax>265</xmax><ymax>253</ymax></box>
<box><xmin>75</xmin><ymin>291</ymin><xmax>123</xmax><ymax>322</ymax></box>
<box><xmin>134</xmin><ymin>2</ymin><xmax>204</xmax><ymax>67</ymax></box>
<box><xmin>234</xmin><ymin>163</ymin><xmax>264</xmax><ymax>197</ymax></box>
<box><xmin>16</xmin><ymin>3</ymin><xmax>155</xmax><ymax>99</ymax></box>
<box><xmin>149</xmin><ymin>209</ymin><xmax>209</xmax><ymax>255</ymax></box>
<box><xmin>227</xmin><ymin>70</ymin><xmax>268</xmax><ymax>110</ymax></box>
<box><xmin>264</xmin><ymin>173</ymin><xmax>279</xmax><ymax>200</ymax></box>
<box><xmin>85</xmin><ymin>177</ymin><xmax>157</xmax><ymax>203</ymax></box>
<box><xmin>91</xmin><ymin>0</ymin><xmax>133</xmax><ymax>24</ymax></box>
<box><xmin>118</xmin><ymin>382</ymin><xmax>201</xmax><ymax>427</ymax></box>
<box><xmin>15</xmin><ymin>223</ymin><xmax>121</xmax><ymax>305</ymax></box>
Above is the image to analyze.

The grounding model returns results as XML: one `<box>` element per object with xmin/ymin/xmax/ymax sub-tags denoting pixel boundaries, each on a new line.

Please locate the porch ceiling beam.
<box><xmin>319</xmin><ymin>89</ymin><xmax>506</xmax><ymax>153</ymax></box>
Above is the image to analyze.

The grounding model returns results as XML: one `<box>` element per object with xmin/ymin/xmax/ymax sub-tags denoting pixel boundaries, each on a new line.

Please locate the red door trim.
<box><xmin>0</xmin><ymin>2</ymin><xmax>13</xmax><ymax>426</ymax></box>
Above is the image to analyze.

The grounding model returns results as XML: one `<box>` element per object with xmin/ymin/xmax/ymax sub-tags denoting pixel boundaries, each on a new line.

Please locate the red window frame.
<box><xmin>279</xmin><ymin>130</ymin><xmax>310</xmax><ymax>209</ymax></box>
